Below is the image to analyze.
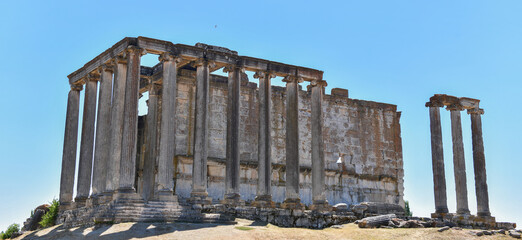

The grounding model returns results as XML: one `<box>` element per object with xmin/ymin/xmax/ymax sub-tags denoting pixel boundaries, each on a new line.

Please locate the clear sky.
<box><xmin>0</xmin><ymin>0</ymin><xmax>521</xmax><ymax>231</ymax></box>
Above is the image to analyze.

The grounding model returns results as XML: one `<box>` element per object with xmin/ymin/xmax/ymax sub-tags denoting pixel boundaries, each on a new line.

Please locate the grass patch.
<box><xmin>235</xmin><ymin>226</ymin><xmax>254</xmax><ymax>231</ymax></box>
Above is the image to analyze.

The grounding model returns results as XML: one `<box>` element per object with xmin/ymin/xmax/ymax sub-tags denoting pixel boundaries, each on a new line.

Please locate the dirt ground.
<box><xmin>15</xmin><ymin>218</ymin><xmax>513</xmax><ymax>240</ymax></box>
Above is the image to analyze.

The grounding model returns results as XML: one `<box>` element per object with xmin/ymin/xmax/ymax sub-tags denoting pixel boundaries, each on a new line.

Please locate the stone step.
<box><xmin>111</xmin><ymin>206</ymin><xmax>183</xmax><ymax>211</ymax></box>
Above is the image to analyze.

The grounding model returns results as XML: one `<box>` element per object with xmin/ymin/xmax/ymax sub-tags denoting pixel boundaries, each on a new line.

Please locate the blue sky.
<box><xmin>0</xmin><ymin>0</ymin><xmax>521</xmax><ymax>231</ymax></box>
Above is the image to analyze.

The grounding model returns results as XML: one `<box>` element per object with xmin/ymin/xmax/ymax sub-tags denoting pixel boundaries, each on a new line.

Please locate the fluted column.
<box><xmin>75</xmin><ymin>74</ymin><xmax>99</xmax><ymax>204</ymax></box>
<box><xmin>190</xmin><ymin>58</ymin><xmax>212</xmax><ymax>205</ymax></box>
<box><xmin>253</xmin><ymin>71</ymin><xmax>275</xmax><ymax>207</ymax></box>
<box><xmin>448</xmin><ymin>105</ymin><xmax>470</xmax><ymax>215</ymax></box>
<box><xmin>223</xmin><ymin>65</ymin><xmax>242</xmax><ymax>204</ymax></box>
<box><xmin>427</xmin><ymin>103</ymin><xmax>448</xmax><ymax>214</ymax></box>
<box><xmin>118</xmin><ymin>46</ymin><xmax>144</xmax><ymax>197</ymax></box>
<box><xmin>282</xmin><ymin>75</ymin><xmax>303</xmax><ymax>208</ymax></box>
<box><xmin>92</xmin><ymin>64</ymin><xmax>114</xmax><ymax>199</ymax></box>
<box><xmin>105</xmin><ymin>56</ymin><xmax>128</xmax><ymax>196</ymax></box>
<box><xmin>142</xmin><ymin>83</ymin><xmax>161</xmax><ymax>201</ymax></box>
<box><xmin>469</xmin><ymin>108</ymin><xmax>491</xmax><ymax>217</ymax></box>
<box><xmin>156</xmin><ymin>53</ymin><xmax>180</xmax><ymax>201</ymax></box>
<box><xmin>59</xmin><ymin>84</ymin><xmax>82</xmax><ymax>207</ymax></box>
<box><xmin>311</xmin><ymin>79</ymin><xmax>328</xmax><ymax>210</ymax></box>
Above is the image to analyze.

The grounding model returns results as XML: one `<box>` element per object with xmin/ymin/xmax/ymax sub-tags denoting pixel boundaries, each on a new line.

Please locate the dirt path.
<box><xmin>15</xmin><ymin>219</ymin><xmax>510</xmax><ymax>240</ymax></box>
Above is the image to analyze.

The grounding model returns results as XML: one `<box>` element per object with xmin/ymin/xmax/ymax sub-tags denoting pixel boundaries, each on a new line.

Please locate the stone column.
<box><xmin>253</xmin><ymin>71</ymin><xmax>275</xmax><ymax>207</ymax></box>
<box><xmin>117</xmin><ymin>46</ymin><xmax>143</xmax><ymax>198</ymax></box>
<box><xmin>75</xmin><ymin>73</ymin><xmax>99</xmax><ymax>205</ymax></box>
<box><xmin>310</xmin><ymin>79</ymin><xmax>329</xmax><ymax>210</ymax></box>
<box><xmin>142</xmin><ymin>83</ymin><xmax>160</xmax><ymax>202</ymax></box>
<box><xmin>190</xmin><ymin>58</ymin><xmax>212</xmax><ymax>205</ymax></box>
<box><xmin>223</xmin><ymin>65</ymin><xmax>242</xmax><ymax>204</ymax></box>
<box><xmin>156</xmin><ymin>53</ymin><xmax>180</xmax><ymax>201</ymax></box>
<box><xmin>468</xmin><ymin>108</ymin><xmax>491</xmax><ymax>217</ymax></box>
<box><xmin>91</xmin><ymin>64</ymin><xmax>114</xmax><ymax>201</ymax></box>
<box><xmin>427</xmin><ymin>103</ymin><xmax>448</xmax><ymax>215</ymax></box>
<box><xmin>448</xmin><ymin>105</ymin><xmax>470</xmax><ymax>215</ymax></box>
<box><xmin>105</xmin><ymin>56</ymin><xmax>128</xmax><ymax>197</ymax></box>
<box><xmin>59</xmin><ymin>84</ymin><xmax>82</xmax><ymax>208</ymax></box>
<box><xmin>282</xmin><ymin>75</ymin><xmax>304</xmax><ymax>209</ymax></box>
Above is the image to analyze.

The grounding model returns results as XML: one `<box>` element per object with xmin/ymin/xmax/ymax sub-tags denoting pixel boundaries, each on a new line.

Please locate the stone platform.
<box><xmin>57</xmin><ymin>197</ymin><xmax>235</xmax><ymax>228</ymax></box>
<box><xmin>431</xmin><ymin>213</ymin><xmax>516</xmax><ymax>230</ymax></box>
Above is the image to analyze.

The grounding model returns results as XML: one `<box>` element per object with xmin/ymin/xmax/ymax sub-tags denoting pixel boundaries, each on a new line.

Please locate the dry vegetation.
<box><xmin>15</xmin><ymin>218</ymin><xmax>512</xmax><ymax>240</ymax></box>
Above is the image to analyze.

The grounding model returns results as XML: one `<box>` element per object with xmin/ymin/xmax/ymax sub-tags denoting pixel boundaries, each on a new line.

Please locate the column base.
<box><xmin>252</xmin><ymin>195</ymin><xmax>275</xmax><ymax>208</ymax></box>
<box><xmin>456</xmin><ymin>208</ymin><xmax>471</xmax><ymax>215</ymax></box>
<box><xmin>188</xmin><ymin>190</ymin><xmax>212</xmax><ymax>206</ymax></box>
<box><xmin>281</xmin><ymin>198</ymin><xmax>305</xmax><ymax>210</ymax></box>
<box><xmin>114</xmin><ymin>188</ymin><xmax>142</xmax><ymax>202</ymax></box>
<box><xmin>91</xmin><ymin>193</ymin><xmax>112</xmax><ymax>205</ymax></box>
<box><xmin>477</xmin><ymin>211</ymin><xmax>492</xmax><ymax>217</ymax></box>
<box><xmin>74</xmin><ymin>196</ymin><xmax>88</xmax><ymax>208</ymax></box>
<box><xmin>101</xmin><ymin>191</ymin><xmax>115</xmax><ymax>203</ymax></box>
<box><xmin>59</xmin><ymin>202</ymin><xmax>74</xmax><ymax>212</ymax></box>
<box><xmin>309</xmin><ymin>200</ymin><xmax>331</xmax><ymax>212</ymax></box>
<box><xmin>156</xmin><ymin>190</ymin><xmax>177</xmax><ymax>202</ymax></box>
<box><xmin>221</xmin><ymin>193</ymin><xmax>244</xmax><ymax>206</ymax></box>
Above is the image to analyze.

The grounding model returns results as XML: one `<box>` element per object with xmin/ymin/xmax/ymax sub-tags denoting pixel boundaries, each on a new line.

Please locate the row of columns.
<box><xmin>427</xmin><ymin>96</ymin><xmax>490</xmax><ymax>217</ymax></box>
<box><xmin>60</xmin><ymin>46</ymin><xmax>329</xmax><ymax>209</ymax></box>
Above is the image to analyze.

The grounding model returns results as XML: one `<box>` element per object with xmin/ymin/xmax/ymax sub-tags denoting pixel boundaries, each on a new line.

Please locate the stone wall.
<box><xmin>138</xmin><ymin>69</ymin><xmax>404</xmax><ymax>207</ymax></box>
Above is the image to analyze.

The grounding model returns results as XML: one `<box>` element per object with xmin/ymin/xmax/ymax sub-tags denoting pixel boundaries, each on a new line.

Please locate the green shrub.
<box><xmin>404</xmin><ymin>200</ymin><xmax>413</xmax><ymax>217</ymax></box>
<box><xmin>39</xmin><ymin>199</ymin><xmax>60</xmax><ymax>228</ymax></box>
<box><xmin>0</xmin><ymin>223</ymin><xmax>20</xmax><ymax>239</ymax></box>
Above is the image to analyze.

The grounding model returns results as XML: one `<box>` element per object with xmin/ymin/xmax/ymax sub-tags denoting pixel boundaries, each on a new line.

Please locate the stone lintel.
<box><xmin>426</xmin><ymin>94</ymin><xmax>459</xmax><ymax>107</ymax></box>
<box><xmin>69</xmin><ymin>36</ymin><xmax>324</xmax><ymax>85</ymax></box>
<box><xmin>467</xmin><ymin>108</ymin><xmax>485</xmax><ymax>115</ymax></box>
<box><xmin>459</xmin><ymin>97</ymin><xmax>480</xmax><ymax>109</ymax></box>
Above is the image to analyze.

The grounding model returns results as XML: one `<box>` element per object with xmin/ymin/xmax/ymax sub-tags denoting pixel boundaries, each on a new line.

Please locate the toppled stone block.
<box><xmin>438</xmin><ymin>226</ymin><xmax>450</xmax><ymax>232</ymax></box>
<box><xmin>510</xmin><ymin>230</ymin><xmax>522</xmax><ymax>239</ymax></box>
<box><xmin>358</xmin><ymin>214</ymin><xmax>396</xmax><ymax>228</ymax></box>
<box><xmin>333</xmin><ymin>203</ymin><xmax>349</xmax><ymax>211</ymax></box>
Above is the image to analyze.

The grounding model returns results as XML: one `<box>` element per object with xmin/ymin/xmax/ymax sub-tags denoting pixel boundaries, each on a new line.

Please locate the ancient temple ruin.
<box><xmin>58</xmin><ymin>37</ymin><xmax>404</xmax><ymax>226</ymax></box>
<box><xmin>426</xmin><ymin>94</ymin><xmax>497</xmax><ymax>228</ymax></box>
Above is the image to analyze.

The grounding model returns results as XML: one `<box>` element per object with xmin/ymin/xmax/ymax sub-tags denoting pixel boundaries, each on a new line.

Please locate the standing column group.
<box><xmin>59</xmin><ymin>49</ymin><xmax>329</xmax><ymax>210</ymax></box>
<box><xmin>426</xmin><ymin>95</ymin><xmax>491</xmax><ymax>218</ymax></box>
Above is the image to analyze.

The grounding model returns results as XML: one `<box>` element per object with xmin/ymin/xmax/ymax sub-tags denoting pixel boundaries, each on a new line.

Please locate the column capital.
<box><xmin>86</xmin><ymin>72</ymin><xmax>101</xmax><ymax>82</ymax></box>
<box><xmin>426</xmin><ymin>101</ymin><xmax>445</xmax><ymax>108</ymax></box>
<box><xmin>282</xmin><ymin>75</ymin><xmax>303</xmax><ymax>84</ymax></box>
<box><xmin>467</xmin><ymin>108</ymin><xmax>484</xmax><ymax>115</ymax></box>
<box><xmin>70</xmin><ymin>84</ymin><xmax>83</xmax><ymax>91</ymax></box>
<box><xmin>149</xmin><ymin>83</ymin><xmax>162</xmax><ymax>96</ymax></box>
<box><xmin>158</xmin><ymin>52</ymin><xmax>182</xmax><ymax>63</ymax></box>
<box><xmin>446</xmin><ymin>104</ymin><xmax>464</xmax><ymax>111</ymax></box>
<box><xmin>112</xmin><ymin>55</ymin><xmax>127</xmax><ymax>65</ymax></box>
<box><xmin>126</xmin><ymin>45</ymin><xmax>146</xmax><ymax>56</ymax></box>
<box><xmin>194</xmin><ymin>58</ymin><xmax>216</xmax><ymax>68</ymax></box>
<box><xmin>310</xmin><ymin>79</ymin><xmax>328</xmax><ymax>88</ymax></box>
<box><xmin>253</xmin><ymin>71</ymin><xmax>276</xmax><ymax>79</ymax></box>
<box><xmin>98</xmin><ymin>63</ymin><xmax>114</xmax><ymax>73</ymax></box>
<box><xmin>223</xmin><ymin>64</ymin><xmax>244</xmax><ymax>73</ymax></box>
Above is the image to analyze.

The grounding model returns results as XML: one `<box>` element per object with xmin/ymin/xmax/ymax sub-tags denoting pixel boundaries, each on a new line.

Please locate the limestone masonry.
<box><xmin>58</xmin><ymin>36</ymin><xmax>404</xmax><ymax>227</ymax></box>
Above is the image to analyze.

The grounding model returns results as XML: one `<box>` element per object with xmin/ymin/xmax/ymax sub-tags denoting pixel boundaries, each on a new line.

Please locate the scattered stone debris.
<box><xmin>22</xmin><ymin>204</ymin><xmax>50</xmax><ymax>231</ymax></box>
<box><xmin>330</xmin><ymin>225</ymin><xmax>343</xmax><ymax>229</ymax></box>
<box><xmin>438</xmin><ymin>226</ymin><xmax>450</xmax><ymax>232</ymax></box>
<box><xmin>509</xmin><ymin>230</ymin><xmax>522</xmax><ymax>239</ymax></box>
